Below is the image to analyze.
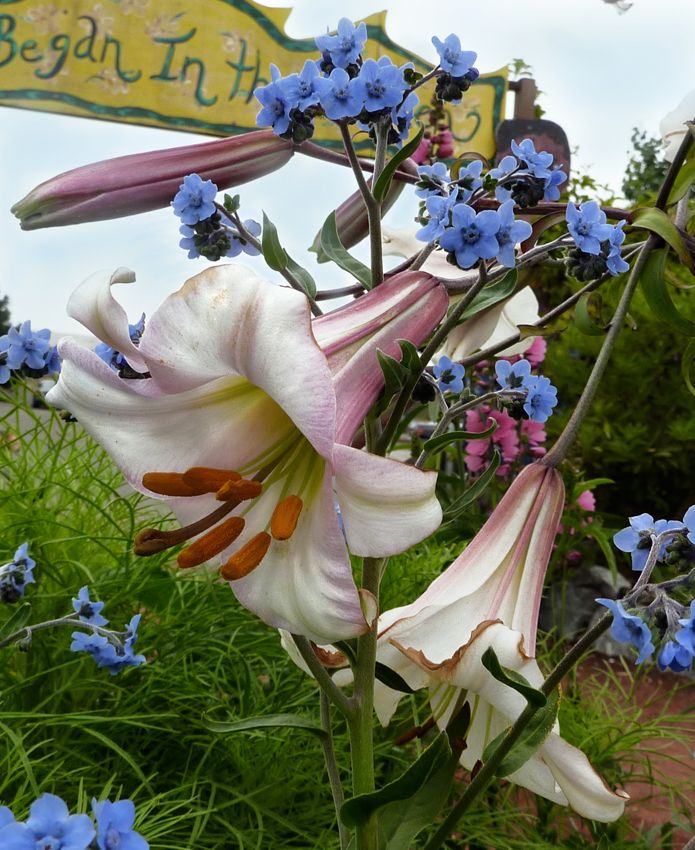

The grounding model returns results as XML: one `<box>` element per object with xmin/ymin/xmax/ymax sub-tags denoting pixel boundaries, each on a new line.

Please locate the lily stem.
<box><xmin>320</xmin><ymin>691</ymin><xmax>350</xmax><ymax>850</ymax></box>
<box><xmin>347</xmin><ymin>556</ymin><xmax>383</xmax><ymax>850</ymax></box>
<box><xmin>291</xmin><ymin>634</ymin><xmax>354</xmax><ymax>719</ymax></box>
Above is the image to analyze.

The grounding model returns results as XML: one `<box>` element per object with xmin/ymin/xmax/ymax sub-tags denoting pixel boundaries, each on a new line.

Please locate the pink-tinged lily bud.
<box><xmin>312</xmin><ymin>270</ymin><xmax>448</xmax><ymax>444</ymax></box>
<box><xmin>11</xmin><ymin>130</ymin><xmax>293</xmax><ymax>230</ymax></box>
<box><xmin>310</xmin><ymin>159</ymin><xmax>418</xmax><ymax>258</ymax></box>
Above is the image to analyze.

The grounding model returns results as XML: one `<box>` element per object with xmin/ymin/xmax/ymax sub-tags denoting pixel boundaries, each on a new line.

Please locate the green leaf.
<box><xmin>340</xmin><ymin>732</ymin><xmax>451</xmax><ymax>828</ymax></box>
<box><xmin>668</xmin><ymin>156</ymin><xmax>695</xmax><ymax>205</ymax></box>
<box><xmin>261</xmin><ymin>211</ymin><xmax>288</xmax><ymax>272</ymax></box>
<box><xmin>373</xmin><ymin>125</ymin><xmax>424</xmax><ymax>203</ymax></box>
<box><xmin>682</xmin><ymin>337</ymin><xmax>695</xmax><ymax>396</ymax></box>
<box><xmin>397</xmin><ymin>339</ymin><xmax>422</xmax><ymax>373</ymax></box>
<box><xmin>205</xmin><ymin>712</ymin><xmax>326</xmax><ymax>740</ymax></box>
<box><xmin>481</xmin><ymin>646</ymin><xmax>546</xmax><ymax>708</ymax></box>
<box><xmin>586</xmin><ymin>523</ymin><xmax>619</xmax><ymax>581</ymax></box>
<box><xmin>316</xmin><ymin>211</ymin><xmax>373</xmax><ymax>288</ymax></box>
<box><xmin>482</xmin><ymin>688</ymin><xmax>560</xmax><ymax>777</ymax></box>
<box><xmin>424</xmin><ymin>422</ymin><xmax>497</xmax><ymax>457</ymax></box>
<box><xmin>285</xmin><ymin>256</ymin><xmax>317</xmax><ymax>299</ymax></box>
<box><xmin>377</xmin><ymin>350</ymin><xmax>409</xmax><ymax>393</ymax></box>
<box><xmin>570</xmin><ymin>478</ymin><xmax>613</xmax><ymax>500</ymax></box>
<box><xmin>632</xmin><ymin>208</ymin><xmax>694</xmax><ymax>271</ymax></box>
<box><xmin>0</xmin><ymin>602</ymin><xmax>32</xmax><ymax>642</ymax></box>
<box><xmin>455</xmin><ymin>271</ymin><xmax>518</xmax><ymax>324</ymax></box>
<box><xmin>374</xmin><ymin>662</ymin><xmax>417</xmax><ymax>694</ymax></box>
<box><xmin>640</xmin><ymin>248</ymin><xmax>695</xmax><ymax>336</ymax></box>
<box><xmin>574</xmin><ymin>293</ymin><xmax>608</xmax><ymax>336</ymax></box>
<box><xmin>443</xmin><ymin>450</ymin><xmax>501</xmax><ymax>523</ymax></box>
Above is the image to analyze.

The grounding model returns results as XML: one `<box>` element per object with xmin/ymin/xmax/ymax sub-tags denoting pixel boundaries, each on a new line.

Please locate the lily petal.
<box><xmin>67</xmin><ymin>267</ymin><xmax>149</xmax><ymax>373</ymax></box>
<box><xmin>332</xmin><ymin>443</ymin><xmax>442</xmax><ymax>557</ymax></box>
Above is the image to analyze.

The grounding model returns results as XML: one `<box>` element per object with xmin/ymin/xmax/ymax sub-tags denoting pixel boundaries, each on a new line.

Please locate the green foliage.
<box><xmin>544</xmin><ymin>274</ymin><xmax>695</xmax><ymax>517</ymax></box>
<box><xmin>622</xmin><ymin>129</ymin><xmax>669</xmax><ymax>205</ymax></box>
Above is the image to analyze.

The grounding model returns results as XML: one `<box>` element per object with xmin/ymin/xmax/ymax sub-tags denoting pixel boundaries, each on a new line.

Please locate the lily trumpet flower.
<box><xmin>287</xmin><ymin>463</ymin><xmax>627</xmax><ymax>820</ymax></box>
<box><xmin>372</xmin><ymin>462</ymin><xmax>628</xmax><ymax>821</ymax></box>
<box><xmin>12</xmin><ymin>130</ymin><xmax>293</xmax><ymax>230</ymax></box>
<box><xmin>47</xmin><ymin>266</ymin><xmax>447</xmax><ymax>643</ymax></box>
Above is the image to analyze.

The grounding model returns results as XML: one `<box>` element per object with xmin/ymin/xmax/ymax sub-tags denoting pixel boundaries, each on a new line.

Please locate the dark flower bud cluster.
<box><xmin>434</xmin><ymin>67</ymin><xmax>479</xmax><ymax>103</ymax></box>
<box><xmin>0</xmin><ymin>543</ymin><xmax>35</xmax><ymax>603</ymax></box>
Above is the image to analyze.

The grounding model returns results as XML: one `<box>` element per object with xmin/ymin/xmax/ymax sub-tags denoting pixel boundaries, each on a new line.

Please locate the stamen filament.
<box><xmin>270</xmin><ymin>495</ymin><xmax>304</xmax><ymax>540</ymax></box>
<box><xmin>220</xmin><ymin>532</ymin><xmax>272</xmax><ymax>580</ymax></box>
<box><xmin>134</xmin><ymin>499</ymin><xmax>241</xmax><ymax>555</ymax></box>
<box><xmin>177</xmin><ymin>516</ymin><xmax>246</xmax><ymax>569</ymax></box>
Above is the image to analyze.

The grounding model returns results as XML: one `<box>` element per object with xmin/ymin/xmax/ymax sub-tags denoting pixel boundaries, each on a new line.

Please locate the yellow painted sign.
<box><xmin>0</xmin><ymin>0</ymin><xmax>507</xmax><ymax>158</ymax></box>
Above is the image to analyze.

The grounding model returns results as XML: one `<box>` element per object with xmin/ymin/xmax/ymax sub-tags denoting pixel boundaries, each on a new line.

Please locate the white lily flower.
<box><xmin>382</xmin><ymin>225</ymin><xmax>540</xmax><ymax>358</ymax></box>
<box><xmin>287</xmin><ymin>463</ymin><xmax>627</xmax><ymax>820</ymax></box>
<box><xmin>48</xmin><ymin>265</ymin><xmax>447</xmax><ymax>643</ymax></box>
<box><xmin>659</xmin><ymin>90</ymin><xmax>695</xmax><ymax>162</ymax></box>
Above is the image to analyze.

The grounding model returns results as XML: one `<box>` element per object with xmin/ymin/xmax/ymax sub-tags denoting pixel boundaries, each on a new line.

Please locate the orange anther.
<box><xmin>177</xmin><ymin>516</ymin><xmax>246</xmax><ymax>569</ymax></box>
<box><xmin>182</xmin><ymin>467</ymin><xmax>241</xmax><ymax>491</ymax></box>
<box><xmin>216</xmin><ymin>478</ymin><xmax>263</xmax><ymax>501</ymax></box>
<box><xmin>220</xmin><ymin>532</ymin><xmax>271</xmax><ymax>580</ymax></box>
<box><xmin>142</xmin><ymin>472</ymin><xmax>207</xmax><ymax>497</ymax></box>
<box><xmin>270</xmin><ymin>495</ymin><xmax>304</xmax><ymax>540</ymax></box>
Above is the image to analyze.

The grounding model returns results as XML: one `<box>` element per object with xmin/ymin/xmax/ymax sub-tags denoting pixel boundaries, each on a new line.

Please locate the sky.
<box><xmin>2</xmin><ymin>0</ymin><xmax>695</xmax><ymax>334</ymax></box>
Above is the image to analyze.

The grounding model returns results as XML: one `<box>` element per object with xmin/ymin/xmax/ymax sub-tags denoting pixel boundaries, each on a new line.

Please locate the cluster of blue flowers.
<box><xmin>431</xmin><ymin>356</ymin><xmax>558</xmax><ymax>424</ymax></box>
<box><xmin>255</xmin><ymin>20</ymin><xmax>477</xmax><ymax>146</ymax></box>
<box><xmin>597</xmin><ymin>506</ymin><xmax>695</xmax><ymax>673</ymax></box>
<box><xmin>414</xmin><ymin>139</ymin><xmax>567</xmax><ymax>270</ymax></box>
<box><xmin>0</xmin><ymin>543</ymin><xmax>35</xmax><ymax>603</ymax></box>
<box><xmin>565</xmin><ymin>201</ymin><xmax>629</xmax><ymax>280</ymax></box>
<box><xmin>172</xmin><ymin>174</ymin><xmax>262</xmax><ymax>262</ymax></box>
<box><xmin>0</xmin><ymin>792</ymin><xmax>148</xmax><ymax>850</ymax></box>
<box><xmin>0</xmin><ymin>321</ymin><xmax>60</xmax><ymax>385</ymax></box>
<box><xmin>70</xmin><ymin>586</ymin><xmax>146</xmax><ymax>675</ymax></box>
<box><xmin>95</xmin><ymin>313</ymin><xmax>146</xmax><ymax>378</ymax></box>
<box><xmin>494</xmin><ymin>358</ymin><xmax>558</xmax><ymax>423</ymax></box>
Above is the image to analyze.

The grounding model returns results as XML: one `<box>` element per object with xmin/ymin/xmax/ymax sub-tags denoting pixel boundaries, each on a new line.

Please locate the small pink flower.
<box><xmin>525</xmin><ymin>336</ymin><xmax>547</xmax><ymax>367</ymax></box>
<box><xmin>576</xmin><ymin>490</ymin><xmax>596</xmax><ymax>513</ymax></box>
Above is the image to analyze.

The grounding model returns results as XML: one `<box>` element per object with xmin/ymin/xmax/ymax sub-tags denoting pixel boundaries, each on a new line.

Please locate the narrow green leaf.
<box><xmin>482</xmin><ymin>688</ymin><xmax>560</xmax><ymax>777</ymax></box>
<box><xmin>443</xmin><ymin>450</ymin><xmax>501</xmax><ymax>523</ymax></box>
<box><xmin>481</xmin><ymin>646</ymin><xmax>546</xmax><ymax>708</ymax></box>
<box><xmin>0</xmin><ymin>602</ymin><xmax>32</xmax><ymax>642</ymax></box>
<box><xmin>682</xmin><ymin>337</ymin><xmax>695</xmax><ymax>396</ymax></box>
<box><xmin>373</xmin><ymin>125</ymin><xmax>424</xmax><ymax>203</ymax></box>
<box><xmin>455</xmin><ymin>271</ymin><xmax>518</xmax><ymax>324</ymax></box>
<box><xmin>397</xmin><ymin>339</ymin><xmax>422</xmax><ymax>373</ymax></box>
<box><xmin>317</xmin><ymin>211</ymin><xmax>373</xmax><ymax>288</ymax></box>
<box><xmin>261</xmin><ymin>211</ymin><xmax>288</xmax><ymax>271</ymax></box>
<box><xmin>570</xmin><ymin>478</ymin><xmax>613</xmax><ymax>500</ymax></box>
<box><xmin>668</xmin><ymin>156</ymin><xmax>695</xmax><ymax>205</ymax></box>
<box><xmin>377</xmin><ymin>350</ymin><xmax>409</xmax><ymax>394</ymax></box>
<box><xmin>340</xmin><ymin>733</ymin><xmax>451</xmax><ymax>827</ymax></box>
<box><xmin>424</xmin><ymin>421</ymin><xmax>497</xmax><ymax>456</ymax></box>
<box><xmin>632</xmin><ymin>208</ymin><xmax>694</xmax><ymax>270</ymax></box>
<box><xmin>640</xmin><ymin>248</ymin><xmax>695</xmax><ymax>336</ymax></box>
<box><xmin>375</xmin><ymin>662</ymin><xmax>417</xmax><ymax>695</ymax></box>
<box><xmin>205</xmin><ymin>712</ymin><xmax>326</xmax><ymax>740</ymax></box>
<box><xmin>587</xmin><ymin>523</ymin><xmax>619</xmax><ymax>581</ymax></box>
<box><xmin>574</xmin><ymin>293</ymin><xmax>608</xmax><ymax>336</ymax></box>
<box><xmin>285</xmin><ymin>256</ymin><xmax>317</xmax><ymax>299</ymax></box>
<box><xmin>517</xmin><ymin>320</ymin><xmax>568</xmax><ymax>340</ymax></box>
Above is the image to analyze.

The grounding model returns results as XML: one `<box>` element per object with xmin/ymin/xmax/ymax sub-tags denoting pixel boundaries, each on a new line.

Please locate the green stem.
<box><xmin>542</xmin><ymin>235</ymin><xmax>657</xmax><ymax>468</ymax></box>
<box><xmin>0</xmin><ymin>616</ymin><xmax>120</xmax><ymax>650</ymax></box>
<box><xmin>291</xmin><ymin>634</ymin><xmax>354</xmax><ymax>719</ymax></box>
<box><xmin>338</xmin><ymin>122</ymin><xmax>384</xmax><ymax>288</ymax></box>
<box><xmin>347</xmin><ymin>557</ymin><xmax>382</xmax><ymax>850</ymax></box>
<box><xmin>320</xmin><ymin>691</ymin><xmax>349</xmax><ymax>850</ymax></box>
